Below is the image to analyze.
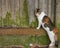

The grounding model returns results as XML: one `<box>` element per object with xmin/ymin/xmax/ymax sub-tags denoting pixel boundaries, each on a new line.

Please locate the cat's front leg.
<box><xmin>36</xmin><ymin>27</ymin><xmax>40</xmax><ymax>29</ymax></box>
<box><xmin>36</xmin><ymin>21</ymin><xmax>42</xmax><ymax>29</ymax></box>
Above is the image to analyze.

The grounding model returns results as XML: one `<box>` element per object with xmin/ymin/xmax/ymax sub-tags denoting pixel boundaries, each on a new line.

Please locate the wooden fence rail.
<box><xmin>0</xmin><ymin>28</ymin><xmax>45</xmax><ymax>35</ymax></box>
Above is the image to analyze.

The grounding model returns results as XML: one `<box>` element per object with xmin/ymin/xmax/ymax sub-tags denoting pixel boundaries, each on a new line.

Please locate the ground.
<box><xmin>0</xmin><ymin>25</ymin><xmax>59</xmax><ymax>48</ymax></box>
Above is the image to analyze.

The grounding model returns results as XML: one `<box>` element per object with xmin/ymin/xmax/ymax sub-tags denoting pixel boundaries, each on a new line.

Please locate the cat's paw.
<box><xmin>49</xmin><ymin>42</ymin><xmax>55</xmax><ymax>46</ymax></box>
<box><xmin>36</xmin><ymin>27</ymin><xmax>40</xmax><ymax>29</ymax></box>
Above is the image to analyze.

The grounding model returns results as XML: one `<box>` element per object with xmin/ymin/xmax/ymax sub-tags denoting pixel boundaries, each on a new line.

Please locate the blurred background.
<box><xmin>0</xmin><ymin>0</ymin><xmax>60</xmax><ymax>48</ymax></box>
<box><xmin>0</xmin><ymin>0</ymin><xmax>60</xmax><ymax>27</ymax></box>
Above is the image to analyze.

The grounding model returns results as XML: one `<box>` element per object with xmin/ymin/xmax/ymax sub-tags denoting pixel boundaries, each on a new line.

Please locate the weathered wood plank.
<box><xmin>0</xmin><ymin>28</ymin><xmax>45</xmax><ymax>35</ymax></box>
<box><xmin>27</xmin><ymin>0</ymin><xmax>35</xmax><ymax>24</ymax></box>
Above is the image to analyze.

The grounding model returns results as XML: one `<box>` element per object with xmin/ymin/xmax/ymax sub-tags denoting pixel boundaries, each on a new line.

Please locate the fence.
<box><xmin>0</xmin><ymin>0</ymin><xmax>56</xmax><ymax>27</ymax></box>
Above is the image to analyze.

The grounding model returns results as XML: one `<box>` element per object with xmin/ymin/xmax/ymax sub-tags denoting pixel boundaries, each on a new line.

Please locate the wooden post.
<box><xmin>47</xmin><ymin>0</ymin><xmax>56</xmax><ymax>24</ymax></box>
<box><xmin>48</xmin><ymin>0</ymin><xmax>52</xmax><ymax>18</ymax></box>
<box><xmin>0</xmin><ymin>0</ymin><xmax>2</xmax><ymax>27</ymax></box>
<box><xmin>51</xmin><ymin>0</ymin><xmax>55</xmax><ymax>23</ymax></box>
<box><xmin>54</xmin><ymin>0</ymin><xmax>56</xmax><ymax>26</ymax></box>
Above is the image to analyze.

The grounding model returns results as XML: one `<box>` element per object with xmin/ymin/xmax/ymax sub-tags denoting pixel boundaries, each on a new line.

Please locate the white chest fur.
<box><xmin>36</xmin><ymin>12</ymin><xmax>46</xmax><ymax>22</ymax></box>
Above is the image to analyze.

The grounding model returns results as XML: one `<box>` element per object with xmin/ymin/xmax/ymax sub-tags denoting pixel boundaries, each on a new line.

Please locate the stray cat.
<box><xmin>35</xmin><ymin>9</ymin><xmax>58</xmax><ymax>47</ymax></box>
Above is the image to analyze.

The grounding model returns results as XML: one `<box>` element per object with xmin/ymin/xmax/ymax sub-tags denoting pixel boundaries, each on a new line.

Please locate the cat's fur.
<box><xmin>35</xmin><ymin>9</ymin><xmax>58</xmax><ymax>47</ymax></box>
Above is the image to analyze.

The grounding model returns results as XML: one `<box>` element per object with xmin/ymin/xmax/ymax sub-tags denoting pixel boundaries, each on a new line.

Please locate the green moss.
<box><xmin>36</xmin><ymin>35</ymin><xmax>50</xmax><ymax>45</ymax></box>
<box><xmin>56</xmin><ymin>22</ymin><xmax>60</xmax><ymax>47</ymax></box>
<box><xmin>3</xmin><ymin>12</ymin><xmax>11</xmax><ymax>26</ymax></box>
<box><xmin>15</xmin><ymin>0</ymin><xmax>29</xmax><ymax>27</ymax></box>
<box><xmin>3</xmin><ymin>12</ymin><xmax>15</xmax><ymax>27</ymax></box>
<box><xmin>0</xmin><ymin>35</ymin><xmax>49</xmax><ymax>48</ymax></box>
<box><xmin>20</xmin><ymin>0</ymin><xmax>28</xmax><ymax>27</ymax></box>
<box><xmin>29</xmin><ymin>19</ymin><xmax>38</xmax><ymax>27</ymax></box>
<box><xmin>15</xmin><ymin>10</ymin><xmax>21</xmax><ymax>27</ymax></box>
<box><xmin>0</xmin><ymin>17</ymin><xmax>2</xmax><ymax>26</ymax></box>
<box><xmin>29</xmin><ymin>18</ymin><xmax>38</xmax><ymax>27</ymax></box>
<box><xmin>20</xmin><ymin>16</ymin><xmax>28</xmax><ymax>27</ymax></box>
<box><xmin>56</xmin><ymin>22</ymin><xmax>60</xmax><ymax>29</ymax></box>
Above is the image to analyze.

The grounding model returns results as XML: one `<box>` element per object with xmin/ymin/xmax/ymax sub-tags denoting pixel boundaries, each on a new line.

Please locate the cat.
<box><xmin>35</xmin><ymin>9</ymin><xmax>58</xmax><ymax>47</ymax></box>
